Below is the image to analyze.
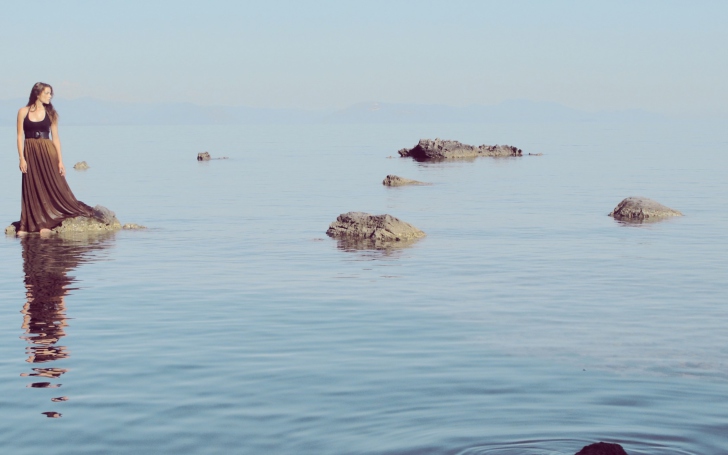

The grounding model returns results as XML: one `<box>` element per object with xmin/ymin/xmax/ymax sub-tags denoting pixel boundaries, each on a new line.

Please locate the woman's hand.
<box><xmin>19</xmin><ymin>158</ymin><xmax>27</xmax><ymax>174</ymax></box>
<box><xmin>58</xmin><ymin>162</ymin><xmax>66</xmax><ymax>177</ymax></box>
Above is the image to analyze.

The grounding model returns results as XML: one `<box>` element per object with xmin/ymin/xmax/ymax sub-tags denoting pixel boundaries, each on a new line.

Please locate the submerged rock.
<box><xmin>382</xmin><ymin>175</ymin><xmax>430</xmax><ymax>187</ymax></box>
<box><xmin>575</xmin><ymin>442</ymin><xmax>628</xmax><ymax>455</ymax></box>
<box><xmin>122</xmin><ymin>223</ymin><xmax>146</xmax><ymax>230</ymax></box>
<box><xmin>326</xmin><ymin>212</ymin><xmax>425</xmax><ymax>243</ymax></box>
<box><xmin>197</xmin><ymin>152</ymin><xmax>229</xmax><ymax>161</ymax></box>
<box><xmin>398</xmin><ymin>138</ymin><xmax>523</xmax><ymax>161</ymax></box>
<box><xmin>73</xmin><ymin>161</ymin><xmax>89</xmax><ymax>170</ymax></box>
<box><xmin>609</xmin><ymin>196</ymin><xmax>683</xmax><ymax>221</ymax></box>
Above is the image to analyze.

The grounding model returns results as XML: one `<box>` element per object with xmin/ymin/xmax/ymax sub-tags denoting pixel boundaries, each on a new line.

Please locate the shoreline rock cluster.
<box><xmin>398</xmin><ymin>138</ymin><xmax>523</xmax><ymax>160</ymax></box>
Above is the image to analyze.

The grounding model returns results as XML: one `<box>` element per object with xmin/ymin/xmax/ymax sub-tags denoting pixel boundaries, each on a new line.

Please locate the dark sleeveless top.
<box><xmin>23</xmin><ymin>109</ymin><xmax>52</xmax><ymax>138</ymax></box>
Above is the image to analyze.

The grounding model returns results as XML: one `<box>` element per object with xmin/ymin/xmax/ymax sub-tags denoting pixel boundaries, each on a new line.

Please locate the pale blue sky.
<box><xmin>1</xmin><ymin>0</ymin><xmax>726</xmax><ymax>115</ymax></box>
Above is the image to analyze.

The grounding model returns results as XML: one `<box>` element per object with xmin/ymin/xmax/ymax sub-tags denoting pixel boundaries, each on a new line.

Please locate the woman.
<box><xmin>16</xmin><ymin>82</ymin><xmax>94</xmax><ymax>236</ymax></box>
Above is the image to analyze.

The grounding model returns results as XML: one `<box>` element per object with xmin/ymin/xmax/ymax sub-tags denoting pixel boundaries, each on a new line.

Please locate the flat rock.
<box><xmin>73</xmin><ymin>161</ymin><xmax>89</xmax><ymax>170</ymax></box>
<box><xmin>575</xmin><ymin>442</ymin><xmax>628</xmax><ymax>455</ymax></box>
<box><xmin>6</xmin><ymin>205</ymin><xmax>123</xmax><ymax>236</ymax></box>
<box><xmin>609</xmin><ymin>197</ymin><xmax>682</xmax><ymax>221</ymax></box>
<box><xmin>382</xmin><ymin>175</ymin><xmax>429</xmax><ymax>187</ymax></box>
<box><xmin>398</xmin><ymin>138</ymin><xmax>523</xmax><ymax>161</ymax></box>
<box><xmin>326</xmin><ymin>212</ymin><xmax>425</xmax><ymax>242</ymax></box>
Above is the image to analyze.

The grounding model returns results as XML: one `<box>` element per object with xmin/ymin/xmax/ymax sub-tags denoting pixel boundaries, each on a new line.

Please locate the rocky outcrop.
<box><xmin>382</xmin><ymin>175</ymin><xmax>430</xmax><ymax>187</ymax></box>
<box><xmin>609</xmin><ymin>197</ymin><xmax>683</xmax><ymax>221</ymax></box>
<box><xmin>5</xmin><ymin>205</ymin><xmax>124</xmax><ymax>236</ymax></box>
<box><xmin>398</xmin><ymin>138</ymin><xmax>523</xmax><ymax>161</ymax></box>
<box><xmin>575</xmin><ymin>442</ymin><xmax>628</xmax><ymax>455</ymax></box>
<box><xmin>52</xmin><ymin>205</ymin><xmax>122</xmax><ymax>234</ymax></box>
<box><xmin>326</xmin><ymin>212</ymin><xmax>425</xmax><ymax>243</ymax></box>
<box><xmin>73</xmin><ymin>161</ymin><xmax>89</xmax><ymax>170</ymax></box>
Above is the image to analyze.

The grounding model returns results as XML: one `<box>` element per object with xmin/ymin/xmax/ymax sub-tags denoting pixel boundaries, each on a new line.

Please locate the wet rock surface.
<box><xmin>382</xmin><ymin>175</ymin><xmax>430</xmax><ymax>187</ymax></box>
<box><xmin>326</xmin><ymin>212</ymin><xmax>425</xmax><ymax>243</ymax></box>
<box><xmin>5</xmin><ymin>205</ymin><xmax>123</xmax><ymax>235</ymax></box>
<box><xmin>575</xmin><ymin>442</ymin><xmax>628</xmax><ymax>455</ymax></box>
<box><xmin>73</xmin><ymin>161</ymin><xmax>89</xmax><ymax>170</ymax></box>
<box><xmin>609</xmin><ymin>196</ymin><xmax>683</xmax><ymax>221</ymax></box>
<box><xmin>122</xmin><ymin>223</ymin><xmax>147</xmax><ymax>230</ymax></box>
<box><xmin>398</xmin><ymin>138</ymin><xmax>523</xmax><ymax>161</ymax></box>
<box><xmin>52</xmin><ymin>205</ymin><xmax>122</xmax><ymax>234</ymax></box>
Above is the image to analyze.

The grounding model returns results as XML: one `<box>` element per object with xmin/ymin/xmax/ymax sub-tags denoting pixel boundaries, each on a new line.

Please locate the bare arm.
<box><xmin>17</xmin><ymin>107</ymin><xmax>27</xmax><ymax>173</ymax></box>
<box><xmin>51</xmin><ymin>121</ymin><xmax>65</xmax><ymax>176</ymax></box>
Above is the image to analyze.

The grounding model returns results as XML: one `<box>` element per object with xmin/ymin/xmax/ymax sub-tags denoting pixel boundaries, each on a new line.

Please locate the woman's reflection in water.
<box><xmin>18</xmin><ymin>234</ymin><xmax>114</xmax><ymax>417</ymax></box>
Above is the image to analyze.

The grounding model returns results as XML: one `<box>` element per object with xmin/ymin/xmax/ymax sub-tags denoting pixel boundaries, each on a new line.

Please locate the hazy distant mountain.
<box><xmin>0</xmin><ymin>98</ymin><xmax>664</xmax><ymax>126</ymax></box>
<box><xmin>324</xmin><ymin>100</ymin><xmax>664</xmax><ymax>124</ymax></box>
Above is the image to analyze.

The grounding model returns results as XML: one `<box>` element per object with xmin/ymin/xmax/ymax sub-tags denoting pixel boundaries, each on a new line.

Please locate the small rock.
<box><xmin>326</xmin><ymin>212</ymin><xmax>425</xmax><ymax>242</ymax></box>
<box><xmin>122</xmin><ymin>223</ymin><xmax>146</xmax><ymax>230</ymax></box>
<box><xmin>575</xmin><ymin>442</ymin><xmax>628</xmax><ymax>455</ymax></box>
<box><xmin>5</xmin><ymin>223</ymin><xmax>18</xmax><ymax>236</ymax></box>
<box><xmin>398</xmin><ymin>138</ymin><xmax>523</xmax><ymax>161</ymax></box>
<box><xmin>382</xmin><ymin>175</ymin><xmax>430</xmax><ymax>187</ymax></box>
<box><xmin>197</xmin><ymin>152</ymin><xmax>211</xmax><ymax>161</ymax></box>
<box><xmin>73</xmin><ymin>161</ymin><xmax>89</xmax><ymax>170</ymax></box>
<box><xmin>609</xmin><ymin>197</ymin><xmax>683</xmax><ymax>221</ymax></box>
<box><xmin>51</xmin><ymin>397</ymin><xmax>69</xmax><ymax>402</ymax></box>
<box><xmin>528</xmin><ymin>153</ymin><xmax>543</xmax><ymax>156</ymax></box>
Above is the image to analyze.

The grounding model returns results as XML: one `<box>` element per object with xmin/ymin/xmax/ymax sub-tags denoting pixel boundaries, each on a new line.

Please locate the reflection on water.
<box><xmin>334</xmin><ymin>237</ymin><xmax>422</xmax><ymax>253</ymax></box>
<box><xmin>18</xmin><ymin>234</ymin><xmax>115</xmax><ymax>417</ymax></box>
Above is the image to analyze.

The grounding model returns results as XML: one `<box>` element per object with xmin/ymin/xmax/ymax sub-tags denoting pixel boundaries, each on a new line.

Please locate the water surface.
<box><xmin>1</xmin><ymin>121</ymin><xmax>727</xmax><ymax>454</ymax></box>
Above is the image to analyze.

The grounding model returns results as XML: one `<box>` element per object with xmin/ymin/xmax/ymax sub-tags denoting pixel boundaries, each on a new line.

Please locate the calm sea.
<box><xmin>1</xmin><ymin>121</ymin><xmax>727</xmax><ymax>454</ymax></box>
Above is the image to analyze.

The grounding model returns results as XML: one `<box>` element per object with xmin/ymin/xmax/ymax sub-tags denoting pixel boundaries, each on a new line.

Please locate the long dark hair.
<box><xmin>26</xmin><ymin>82</ymin><xmax>58</xmax><ymax>124</ymax></box>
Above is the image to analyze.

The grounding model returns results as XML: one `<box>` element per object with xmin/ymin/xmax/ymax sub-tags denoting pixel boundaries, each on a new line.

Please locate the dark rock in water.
<box><xmin>197</xmin><ymin>151</ymin><xmax>229</xmax><ymax>161</ymax></box>
<box><xmin>91</xmin><ymin>205</ymin><xmax>118</xmax><ymax>225</ymax></box>
<box><xmin>382</xmin><ymin>175</ymin><xmax>430</xmax><ymax>187</ymax></box>
<box><xmin>326</xmin><ymin>212</ymin><xmax>425</xmax><ymax>242</ymax></box>
<box><xmin>73</xmin><ymin>161</ymin><xmax>89</xmax><ymax>170</ymax></box>
<box><xmin>398</xmin><ymin>138</ymin><xmax>522</xmax><ymax>161</ymax></box>
<box><xmin>575</xmin><ymin>442</ymin><xmax>628</xmax><ymax>455</ymax></box>
<box><xmin>609</xmin><ymin>196</ymin><xmax>682</xmax><ymax>221</ymax></box>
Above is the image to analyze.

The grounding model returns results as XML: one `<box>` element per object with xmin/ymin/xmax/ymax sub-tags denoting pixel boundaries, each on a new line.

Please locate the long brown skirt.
<box><xmin>19</xmin><ymin>138</ymin><xmax>94</xmax><ymax>232</ymax></box>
